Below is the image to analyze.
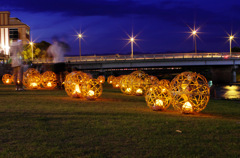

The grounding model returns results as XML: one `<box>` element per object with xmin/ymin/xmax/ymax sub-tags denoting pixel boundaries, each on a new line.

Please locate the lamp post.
<box><xmin>29</xmin><ymin>42</ymin><xmax>33</xmax><ymax>61</ymax></box>
<box><xmin>192</xmin><ymin>30</ymin><xmax>197</xmax><ymax>54</ymax></box>
<box><xmin>229</xmin><ymin>35</ymin><xmax>234</xmax><ymax>56</ymax></box>
<box><xmin>130</xmin><ymin>37</ymin><xmax>134</xmax><ymax>59</ymax></box>
<box><xmin>78</xmin><ymin>34</ymin><xmax>82</xmax><ymax>60</ymax></box>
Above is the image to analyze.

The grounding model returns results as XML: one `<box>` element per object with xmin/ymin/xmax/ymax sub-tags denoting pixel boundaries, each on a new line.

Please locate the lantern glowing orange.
<box><xmin>170</xmin><ymin>72</ymin><xmax>210</xmax><ymax>114</ymax></box>
<box><xmin>27</xmin><ymin>74</ymin><xmax>42</xmax><ymax>89</ymax></box>
<box><xmin>97</xmin><ymin>75</ymin><xmax>105</xmax><ymax>84</ymax></box>
<box><xmin>64</xmin><ymin>71</ymin><xmax>88</xmax><ymax>98</ymax></box>
<box><xmin>81</xmin><ymin>79</ymin><xmax>103</xmax><ymax>100</ymax></box>
<box><xmin>2</xmin><ymin>74</ymin><xmax>13</xmax><ymax>85</ymax></box>
<box><xmin>112</xmin><ymin>76</ymin><xmax>121</xmax><ymax>88</ymax></box>
<box><xmin>120</xmin><ymin>75</ymin><xmax>133</xmax><ymax>95</ymax></box>
<box><xmin>23</xmin><ymin>68</ymin><xmax>41</xmax><ymax>89</ymax></box>
<box><xmin>41</xmin><ymin>71</ymin><xmax>57</xmax><ymax>89</ymax></box>
<box><xmin>107</xmin><ymin>75</ymin><xmax>115</xmax><ymax>84</ymax></box>
<box><xmin>130</xmin><ymin>70</ymin><xmax>151</xmax><ymax>96</ymax></box>
<box><xmin>145</xmin><ymin>84</ymin><xmax>172</xmax><ymax>111</ymax></box>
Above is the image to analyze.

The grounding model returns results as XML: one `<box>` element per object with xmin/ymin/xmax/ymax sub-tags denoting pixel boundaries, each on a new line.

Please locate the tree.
<box><xmin>22</xmin><ymin>41</ymin><xmax>51</xmax><ymax>61</ymax></box>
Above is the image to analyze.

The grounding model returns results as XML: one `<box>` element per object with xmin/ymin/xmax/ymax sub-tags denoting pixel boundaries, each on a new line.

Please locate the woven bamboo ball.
<box><xmin>112</xmin><ymin>76</ymin><xmax>121</xmax><ymax>88</ymax></box>
<box><xmin>64</xmin><ymin>71</ymin><xmax>88</xmax><ymax>98</ymax></box>
<box><xmin>27</xmin><ymin>73</ymin><xmax>42</xmax><ymax>89</ymax></box>
<box><xmin>120</xmin><ymin>75</ymin><xmax>133</xmax><ymax>95</ymax></box>
<box><xmin>145</xmin><ymin>84</ymin><xmax>172</xmax><ymax>111</ymax></box>
<box><xmin>107</xmin><ymin>75</ymin><xmax>115</xmax><ymax>84</ymax></box>
<box><xmin>158</xmin><ymin>79</ymin><xmax>170</xmax><ymax>89</ymax></box>
<box><xmin>81</xmin><ymin>79</ymin><xmax>103</xmax><ymax>100</ymax></box>
<box><xmin>130</xmin><ymin>70</ymin><xmax>151</xmax><ymax>96</ymax></box>
<box><xmin>23</xmin><ymin>68</ymin><xmax>41</xmax><ymax>89</ymax></box>
<box><xmin>2</xmin><ymin>74</ymin><xmax>13</xmax><ymax>85</ymax></box>
<box><xmin>170</xmin><ymin>72</ymin><xmax>210</xmax><ymax>114</ymax></box>
<box><xmin>97</xmin><ymin>75</ymin><xmax>105</xmax><ymax>84</ymax></box>
<box><xmin>41</xmin><ymin>71</ymin><xmax>57</xmax><ymax>89</ymax></box>
<box><xmin>149</xmin><ymin>75</ymin><xmax>159</xmax><ymax>85</ymax></box>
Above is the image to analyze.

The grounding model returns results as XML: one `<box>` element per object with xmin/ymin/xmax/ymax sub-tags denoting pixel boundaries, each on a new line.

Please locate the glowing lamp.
<box><xmin>47</xmin><ymin>82</ymin><xmax>52</xmax><ymax>87</ymax></box>
<box><xmin>152</xmin><ymin>99</ymin><xmax>164</xmax><ymax>111</ymax></box>
<box><xmin>170</xmin><ymin>71</ymin><xmax>210</xmax><ymax>114</ymax></box>
<box><xmin>126</xmin><ymin>88</ymin><xmax>132</xmax><ymax>93</ymax></box>
<box><xmin>155</xmin><ymin>99</ymin><xmax>163</xmax><ymax>106</ymax></box>
<box><xmin>30</xmin><ymin>82</ymin><xmax>38</xmax><ymax>89</ymax></box>
<box><xmin>136</xmin><ymin>88</ymin><xmax>143</xmax><ymax>96</ymax></box>
<box><xmin>87</xmin><ymin>90</ymin><xmax>95</xmax><ymax>97</ymax></box>
<box><xmin>72</xmin><ymin>84</ymin><xmax>81</xmax><ymax>98</ymax></box>
<box><xmin>2</xmin><ymin>74</ymin><xmax>13</xmax><ymax>85</ymax></box>
<box><xmin>182</xmin><ymin>101</ymin><xmax>193</xmax><ymax>114</ymax></box>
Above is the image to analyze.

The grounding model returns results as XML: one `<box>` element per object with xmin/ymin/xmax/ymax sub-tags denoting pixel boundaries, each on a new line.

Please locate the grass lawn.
<box><xmin>0</xmin><ymin>83</ymin><xmax>239</xmax><ymax>158</ymax></box>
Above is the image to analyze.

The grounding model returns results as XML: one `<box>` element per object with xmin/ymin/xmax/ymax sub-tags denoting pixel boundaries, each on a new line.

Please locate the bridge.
<box><xmin>32</xmin><ymin>52</ymin><xmax>240</xmax><ymax>84</ymax></box>
<box><xmin>33</xmin><ymin>52</ymin><xmax>240</xmax><ymax>67</ymax></box>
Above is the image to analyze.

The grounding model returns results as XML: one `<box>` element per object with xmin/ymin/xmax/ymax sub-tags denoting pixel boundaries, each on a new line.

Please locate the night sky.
<box><xmin>1</xmin><ymin>0</ymin><xmax>240</xmax><ymax>56</ymax></box>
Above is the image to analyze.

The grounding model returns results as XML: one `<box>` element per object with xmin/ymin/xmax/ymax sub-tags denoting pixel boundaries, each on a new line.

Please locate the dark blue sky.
<box><xmin>1</xmin><ymin>0</ymin><xmax>240</xmax><ymax>56</ymax></box>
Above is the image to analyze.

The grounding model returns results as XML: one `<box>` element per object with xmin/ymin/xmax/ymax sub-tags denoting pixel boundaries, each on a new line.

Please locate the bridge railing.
<box><xmin>32</xmin><ymin>52</ymin><xmax>240</xmax><ymax>64</ymax></box>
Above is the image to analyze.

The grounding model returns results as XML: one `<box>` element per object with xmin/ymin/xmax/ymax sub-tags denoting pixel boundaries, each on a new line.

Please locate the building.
<box><xmin>0</xmin><ymin>11</ymin><xmax>30</xmax><ymax>56</ymax></box>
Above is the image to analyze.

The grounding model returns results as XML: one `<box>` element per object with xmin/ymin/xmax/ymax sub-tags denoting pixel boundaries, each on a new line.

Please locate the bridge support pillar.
<box><xmin>211</xmin><ymin>66</ymin><xmax>232</xmax><ymax>84</ymax></box>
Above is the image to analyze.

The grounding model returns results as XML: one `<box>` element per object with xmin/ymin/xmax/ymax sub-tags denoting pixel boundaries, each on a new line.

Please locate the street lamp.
<box><xmin>130</xmin><ymin>37</ymin><xmax>134</xmax><ymax>59</ymax></box>
<box><xmin>78</xmin><ymin>34</ymin><xmax>82</xmax><ymax>60</ymax></box>
<box><xmin>192</xmin><ymin>30</ymin><xmax>197</xmax><ymax>54</ymax></box>
<box><xmin>29</xmin><ymin>42</ymin><xmax>33</xmax><ymax>60</ymax></box>
<box><xmin>229</xmin><ymin>35</ymin><xmax>234</xmax><ymax>56</ymax></box>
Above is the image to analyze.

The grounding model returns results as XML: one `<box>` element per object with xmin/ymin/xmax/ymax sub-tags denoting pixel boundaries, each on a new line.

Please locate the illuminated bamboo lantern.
<box><xmin>2</xmin><ymin>74</ymin><xmax>13</xmax><ymax>85</ymax></box>
<box><xmin>41</xmin><ymin>71</ymin><xmax>57</xmax><ymax>89</ymax></box>
<box><xmin>130</xmin><ymin>70</ymin><xmax>151</xmax><ymax>96</ymax></box>
<box><xmin>112</xmin><ymin>76</ymin><xmax>121</xmax><ymax>88</ymax></box>
<box><xmin>170</xmin><ymin>72</ymin><xmax>210</xmax><ymax>114</ymax></box>
<box><xmin>27</xmin><ymin>73</ymin><xmax>42</xmax><ymax>89</ymax></box>
<box><xmin>64</xmin><ymin>71</ymin><xmax>88</xmax><ymax>98</ymax></box>
<box><xmin>158</xmin><ymin>79</ymin><xmax>170</xmax><ymax>89</ymax></box>
<box><xmin>81</xmin><ymin>79</ymin><xmax>103</xmax><ymax>100</ymax></box>
<box><xmin>120</xmin><ymin>75</ymin><xmax>133</xmax><ymax>95</ymax></box>
<box><xmin>107</xmin><ymin>75</ymin><xmax>115</xmax><ymax>84</ymax></box>
<box><xmin>145</xmin><ymin>84</ymin><xmax>172</xmax><ymax>111</ymax></box>
<box><xmin>22</xmin><ymin>68</ymin><xmax>41</xmax><ymax>89</ymax></box>
<box><xmin>97</xmin><ymin>75</ymin><xmax>105</xmax><ymax>84</ymax></box>
<box><xmin>23</xmin><ymin>68</ymin><xmax>40</xmax><ymax>88</ymax></box>
<box><xmin>149</xmin><ymin>75</ymin><xmax>159</xmax><ymax>85</ymax></box>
